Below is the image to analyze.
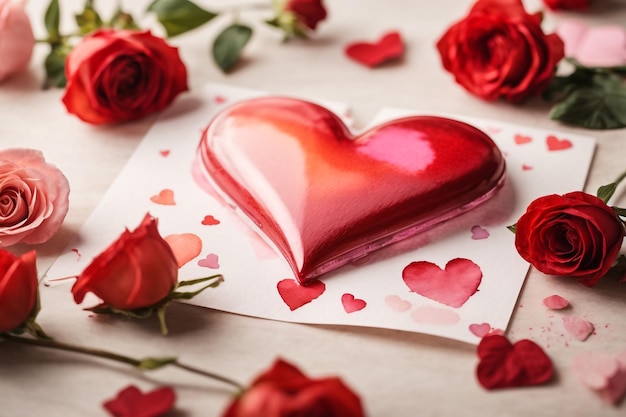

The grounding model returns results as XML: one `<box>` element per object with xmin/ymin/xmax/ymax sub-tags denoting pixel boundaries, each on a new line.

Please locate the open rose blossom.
<box><xmin>514</xmin><ymin>191</ymin><xmax>625</xmax><ymax>286</ymax></box>
<box><xmin>0</xmin><ymin>0</ymin><xmax>35</xmax><ymax>82</ymax></box>
<box><xmin>72</xmin><ymin>214</ymin><xmax>178</xmax><ymax>310</ymax></box>
<box><xmin>0</xmin><ymin>250</ymin><xmax>38</xmax><ymax>333</ymax></box>
<box><xmin>0</xmin><ymin>148</ymin><xmax>70</xmax><ymax>247</ymax></box>
<box><xmin>221</xmin><ymin>358</ymin><xmax>365</xmax><ymax>417</ymax></box>
<box><xmin>62</xmin><ymin>29</ymin><xmax>188</xmax><ymax>125</ymax></box>
<box><xmin>436</xmin><ymin>0</ymin><xmax>564</xmax><ymax>102</ymax></box>
<box><xmin>543</xmin><ymin>0</ymin><xmax>590</xmax><ymax>11</ymax></box>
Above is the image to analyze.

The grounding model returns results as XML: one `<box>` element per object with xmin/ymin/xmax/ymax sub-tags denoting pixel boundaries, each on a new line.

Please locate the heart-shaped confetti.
<box><xmin>402</xmin><ymin>258</ymin><xmax>482</xmax><ymax>308</ymax></box>
<box><xmin>384</xmin><ymin>295</ymin><xmax>412</xmax><ymax>312</ymax></box>
<box><xmin>546</xmin><ymin>135</ymin><xmax>572</xmax><ymax>151</ymax></box>
<box><xmin>572</xmin><ymin>351</ymin><xmax>626</xmax><ymax>405</ymax></box>
<box><xmin>470</xmin><ymin>225</ymin><xmax>489</xmax><ymax>240</ymax></box>
<box><xmin>150</xmin><ymin>189</ymin><xmax>176</xmax><ymax>205</ymax></box>
<box><xmin>341</xmin><ymin>293</ymin><xmax>367</xmax><ymax>313</ymax></box>
<box><xmin>469</xmin><ymin>323</ymin><xmax>492</xmax><ymax>338</ymax></box>
<box><xmin>543</xmin><ymin>294</ymin><xmax>569</xmax><ymax>310</ymax></box>
<box><xmin>159</xmin><ymin>150</ymin><xmax>170</xmax><ymax>157</ymax></box>
<box><xmin>476</xmin><ymin>335</ymin><xmax>553</xmax><ymax>389</ymax></box>
<box><xmin>277</xmin><ymin>279</ymin><xmax>326</xmax><ymax>311</ymax></box>
<box><xmin>201</xmin><ymin>215</ymin><xmax>220</xmax><ymax>226</ymax></box>
<box><xmin>164</xmin><ymin>233</ymin><xmax>202</xmax><ymax>268</ymax></box>
<box><xmin>197</xmin><ymin>253</ymin><xmax>220</xmax><ymax>269</ymax></box>
<box><xmin>196</xmin><ymin>97</ymin><xmax>505</xmax><ymax>283</ymax></box>
<box><xmin>514</xmin><ymin>134</ymin><xmax>532</xmax><ymax>145</ymax></box>
<box><xmin>344</xmin><ymin>31</ymin><xmax>405</xmax><ymax>68</ymax></box>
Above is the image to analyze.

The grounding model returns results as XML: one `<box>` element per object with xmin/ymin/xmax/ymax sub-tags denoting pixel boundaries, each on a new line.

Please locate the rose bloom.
<box><xmin>543</xmin><ymin>0</ymin><xmax>590</xmax><ymax>11</ymax></box>
<box><xmin>0</xmin><ymin>148</ymin><xmax>70</xmax><ymax>247</ymax></box>
<box><xmin>0</xmin><ymin>0</ymin><xmax>34</xmax><ymax>82</ymax></box>
<box><xmin>62</xmin><ymin>29</ymin><xmax>188</xmax><ymax>125</ymax></box>
<box><xmin>72</xmin><ymin>214</ymin><xmax>178</xmax><ymax>310</ymax></box>
<box><xmin>0</xmin><ymin>250</ymin><xmax>38</xmax><ymax>333</ymax></box>
<box><xmin>221</xmin><ymin>359</ymin><xmax>365</xmax><ymax>417</ymax></box>
<box><xmin>284</xmin><ymin>0</ymin><xmax>327</xmax><ymax>30</ymax></box>
<box><xmin>436</xmin><ymin>0</ymin><xmax>564</xmax><ymax>102</ymax></box>
<box><xmin>514</xmin><ymin>191</ymin><xmax>625</xmax><ymax>286</ymax></box>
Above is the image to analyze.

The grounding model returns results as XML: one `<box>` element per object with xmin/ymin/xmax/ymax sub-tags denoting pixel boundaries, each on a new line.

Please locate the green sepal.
<box><xmin>612</xmin><ymin>207</ymin><xmax>626</xmax><ymax>218</ymax></box>
<box><xmin>44</xmin><ymin>0</ymin><xmax>61</xmax><ymax>44</ymax></box>
<box><xmin>212</xmin><ymin>24</ymin><xmax>253</xmax><ymax>73</ymax></box>
<box><xmin>596</xmin><ymin>170</ymin><xmax>626</xmax><ymax>204</ymax></box>
<box><xmin>109</xmin><ymin>7</ymin><xmax>140</xmax><ymax>30</ymax></box>
<box><xmin>507</xmin><ymin>224</ymin><xmax>517</xmax><ymax>234</ymax></box>
<box><xmin>137</xmin><ymin>356</ymin><xmax>178</xmax><ymax>370</ymax></box>
<box><xmin>147</xmin><ymin>0</ymin><xmax>217</xmax><ymax>37</ymax></box>
<box><xmin>75</xmin><ymin>0</ymin><xmax>103</xmax><ymax>35</ymax></box>
<box><xmin>43</xmin><ymin>44</ymin><xmax>71</xmax><ymax>89</ymax></box>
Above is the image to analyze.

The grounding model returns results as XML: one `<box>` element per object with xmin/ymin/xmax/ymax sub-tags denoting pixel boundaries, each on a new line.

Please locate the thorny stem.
<box><xmin>2</xmin><ymin>333</ymin><xmax>244</xmax><ymax>392</ymax></box>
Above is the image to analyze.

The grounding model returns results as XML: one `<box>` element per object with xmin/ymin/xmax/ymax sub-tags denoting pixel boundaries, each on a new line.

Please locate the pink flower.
<box><xmin>0</xmin><ymin>0</ymin><xmax>35</xmax><ymax>82</ymax></box>
<box><xmin>0</xmin><ymin>149</ymin><xmax>70</xmax><ymax>247</ymax></box>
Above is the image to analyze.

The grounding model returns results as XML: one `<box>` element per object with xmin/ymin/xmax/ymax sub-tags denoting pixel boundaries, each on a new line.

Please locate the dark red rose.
<box><xmin>62</xmin><ymin>29</ymin><xmax>188</xmax><ymax>125</ymax></box>
<box><xmin>543</xmin><ymin>0</ymin><xmax>590</xmax><ymax>11</ymax></box>
<box><xmin>436</xmin><ymin>0</ymin><xmax>564</xmax><ymax>102</ymax></box>
<box><xmin>221</xmin><ymin>358</ymin><xmax>365</xmax><ymax>417</ymax></box>
<box><xmin>514</xmin><ymin>191</ymin><xmax>625</xmax><ymax>286</ymax></box>
<box><xmin>0</xmin><ymin>250</ymin><xmax>38</xmax><ymax>333</ymax></box>
<box><xmin>72</xmin><ymin>214</ymin><xmax>178</xmax><ymax>310</ymax></box>
<box><xmin>286</xmin><ymin>0</ymin><xmax>327</xmax><ymax>30</ymax></box>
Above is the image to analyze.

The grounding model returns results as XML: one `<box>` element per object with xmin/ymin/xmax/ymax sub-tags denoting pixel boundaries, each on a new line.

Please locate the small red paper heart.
<box><xmin>201</xmin><ymin>215</ymin><xmax>220</xmax><ymax>226</ymax></box>
<box><xmin>514</xmin><ymin>134</ymin><xmax>532</xmax><ymax>145</ymax></box>
<box><xmin>150</xmin><ymin>189</ymin><xmax>176</xmax><ymax>205</ymax></box>
<box><xmin>345</xmin><ymin>31</ymin><xmax>405</xmax><ymax>68</ymax></box>
<box><xmin>402</xmin><ymin>258</ymin><xmax>482</xmax><ymax>308</ymax></box>
<box><xmin>277</xmin><ymin>278</ymin><xmax>325</xmax><ymax>311</ymax></box>
<box><xmin>546</xmin><ymin>135</ymin><xmax>572</xmax><ymax>151</ymax></box>
<box><xmin>103</xmin><ymin>385</ymin><xmax>176</xmax><ymax>417</ymax></box>
<box><xmin>342</xmin><ymin>293</ymin><xmax>366</xmax><ymax>313</ymax></box>
<box><xmin>159</xmin><ymin>149</ymin><xmax>170</xmax><ymax>157</ymax></box>
<box><xmin>476</xmin><ymin>335</ymin><xmax>553</xmax><ymax>389</ymax></box>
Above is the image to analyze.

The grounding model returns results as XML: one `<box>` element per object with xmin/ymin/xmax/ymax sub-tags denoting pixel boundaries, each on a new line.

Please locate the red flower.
<box><xmin>72</xmin><ymin>214</ymin><xmax>178</xmax><ymax>310</ymax></box>
<box><xmin>285</xmin><ymin>0</ymin><xmax>327</xmax><ymax>30</ymax></box>
<box><xmin>436</xmin><ymin>0</ymin><xmax>564</xmax><ymax>102</ymax></box>
<box><xmin>62</xmin><ymin>29</ymin><xmax>188</xmax><ymax>125</ymax></box>
<box><xmin>514</xmin><ymin>191</ymin><xmax>625</xmax><ymax>286</ymax></box>
<box><xmin>221</xmin><ymin>358</ymin><xmax>364</xmax><ymax>417</ymax></box>
<box><xmin>0</xmin><ymin>250</ymin><xmax>38</xmax><ymax>333</ymax></box>
<box><xmin>103</xmin><ymin>385</ymin><xmax>176</xmax><ymax>417</ymax></box>
<box><xmin>543</xmin><ymin>0</ymin><xmax>590</xmax><ymax>11</ymax></box>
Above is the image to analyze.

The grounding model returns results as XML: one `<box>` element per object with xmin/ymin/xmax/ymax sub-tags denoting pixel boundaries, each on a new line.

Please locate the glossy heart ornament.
<box><xmin>195</xmin><ymin>97</ymin><xmax>505</xmax><ymax>283</ymax></box>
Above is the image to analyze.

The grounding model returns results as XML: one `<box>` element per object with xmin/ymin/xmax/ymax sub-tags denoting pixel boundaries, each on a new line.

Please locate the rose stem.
<box><xmin>3</xmin><ymin>333</ymin><xmax>244</xmax><ymax>391</ymax></box>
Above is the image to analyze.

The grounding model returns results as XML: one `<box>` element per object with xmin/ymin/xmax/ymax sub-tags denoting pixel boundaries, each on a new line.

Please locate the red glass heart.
<box><xmin>195</xmin><ymin>97</ymin><xmax>505</xmax><ymax>283</ymax></box>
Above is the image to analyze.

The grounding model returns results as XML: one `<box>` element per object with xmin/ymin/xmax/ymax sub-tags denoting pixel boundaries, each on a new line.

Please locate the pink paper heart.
<box><xmin>470</xmin><ymin>323</ymin><xmax>492</xmax><ymax>338</ymax></box>
<box><xmin>514</xmin><ymin>134</ymin><xmax>532</xmax><ymax>145</ymax></box>
<box><xmin>341</xmin><ymin>293</ymin><xmax>366</xmax><ymax>313</ymax></box>
<box><xmin>546</xmin><ymin>135</ymin><xmax>572</xmax><ymax>151</ymax></box>
<box><xmin>470</xmin><ymin>225</ymin><xmax>489</xmax><ymax>240</ymax></box>
<box><xmin>164</xmin><ymin>233</ymin><xmax>202</xmax><ymax>268</ymax></box>
<box><xmin>150</xmin><ymin>189</ymin><xmax>176</xmax><ymax>205</ymax></box>
<box><xmin>384</xmin><ymin>295</ymin><xmax>412</xmax><ymax>312</ymax></box>
<box><xmin>572</xmin><ymin>351</ymin><xmax>626</xmax><ymax>405</ymax></box>
<box><xmin>402</xmin><ymin>258</ymin><xmax>482</xmax><ymax>308</ymax></box>
<box><xmin>198</xmin><ymin>253</ymin><xmax>220</xmax><ymax>269</ymax></box>
<box><xmin>277</xmin><ymin>279</ymin><xmax>325</xmax><ymax>311</ymax></box>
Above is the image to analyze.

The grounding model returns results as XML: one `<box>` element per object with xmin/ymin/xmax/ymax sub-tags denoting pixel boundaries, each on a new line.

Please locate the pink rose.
<box><xmin>0</xmin><ymin>0</ymin><xmax>35</xmax><ymax>82</ymax></box>
<box><xmin>0</xmin><ymin>149</ymin><xmax>70</xmax><ymax>247</ymax></box>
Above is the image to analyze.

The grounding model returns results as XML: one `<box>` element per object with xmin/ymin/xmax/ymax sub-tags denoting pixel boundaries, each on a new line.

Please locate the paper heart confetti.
<box><xmin>277</xmin><ymin>279</ymin><xmax>325</xmax><ymax>311</ymax></box>
<box><xmin>196</xmin><ymin>97</ymin><xmax>505</xmax><ymax>283</ymax></box>
<box><xmin>469</xmin><ymin>323</ymin><xmax>492</xmax><ymax>338</ymax></box>
<box><xmin>164</xmin><ymin>233</ymin><xmax>202</xmax><ymax>268</ymax></box>
<box><xmin>103</xmin><ymin>385</ymin><xmax>176</xmax><ymax>417</ymax></box>
<box><xmin>514</xmin><ymin>134</ymin><xmax>532</xmax><ymax>145</ymax></box>
<box><xmin>344</xmin><ymin>31</ymin><xmax>405</xmax><ymax>68</ymax></box>
<box><xmin>476</xmin><ymin>335</ymin><xmax>553</xmax><ymax>389</ymax></box>
<box><xmin>572</xmin><ymin>351</ymin><xmax>626</xmax><ymax>405</ymax></box>
<box><xmin>201</xmin><ymin>215</ymin><xmax>220</xmax><ymax>226</ymax></box>
<box><xmin>150</xmin><ymin>189</ymin><xmax>176</xmax><ymax>205</ymax></box>
<box><xmin>546</xmin><ymin>135</ymin><xmax>572</xmax><ymax>151</ymax></box>
<box><xmin>342</xmin><ymin>293</ymin><xmax>367</xmax><ymax>313</ymax></box>
<box><xmin>197</xmin><ymin>253</ymin><xmax>220</xmax><ymax>269</ymax></box>
<box><xmin>470</xmin><ymin>225</ymin><xmax>489</xmax><ymax>240</ymax></box>
<box><xmin>402</xmin><ymin>258</ymin><xmax>482</xmax><ymax>308</ymax></box>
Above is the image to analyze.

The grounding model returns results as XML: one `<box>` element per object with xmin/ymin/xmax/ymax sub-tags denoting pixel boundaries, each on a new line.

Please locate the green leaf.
<box><xmin>212</xmin><ymin>24</ymin><xmax>253</xmax><ymax>73</ymax></box>
<box><xmin>43</xmin><ymin>45</ymin><xmax>70</xmax><ymax>89</ymax></box>
<box><xmin>137</xmin><ymin>356</ymin><xmax>178</xmax><ymax>370</ymax></box>
<box><xmin>612</xmin><ymin>207</ymin><xmax>626</xmax><ymax>217</ymax></box>
<box><xmin>75</xmin><ymin>0</ymin><xmax>103</xmax><ymax>35</ymax></box>
<box><xmin>44</xmin><ymin>0</ymin><xmax>61</xmax><ymax>43</ymax></box>
<box><xmin>147</xmin><ymin>0</ymin><xmax>217</xmax><ymax>37</ymax></box>
<box><xmin>549</xmin><ymin>72</ymin><xmax>626</xmax><ymax>129</ymax></box>
<box><xmin>597</xmin><ymin>183</ymin><xmax>617</xmax><ymax>203</ymax></box>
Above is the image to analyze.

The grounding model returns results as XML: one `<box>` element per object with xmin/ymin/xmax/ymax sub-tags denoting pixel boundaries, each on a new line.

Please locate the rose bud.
<box><xmin>72</xmin><ymin>214</ymin><xmax>178</xmax><ymax>311</ymax></box>
<box><xmin>62</xmin><ymin>29</ymin><xmax>188</xmax><ymax>125</ymax></box>
<box><xmin>0</xmin><ymin>148</ymin><xmax>70</xmax><ymax>247</ymax></box>
<box><xmin>436</xmin><ymin>0</ymin><xmax>564</xmax><ymax>102</ymax></box>
<box><xmin>221</xmin><ymin>358</ymin><xmax>365</xmax><ymax>417</ymax></box>
<box><xmin>0</xmin><ymin>250</ymin><xmax>38</xmax><ymax>333</ymax></box>
<box><xmin>514</xmin><ymin>191</ymin><xmax>625</xmax><ymax>286</ymax></box>
<box><xmin>268</xmin><ymin>0</ymin><xmax>327</xmax><ymax>39</ymax></box>
<box><xmin>0</xmin><ymin>0</ymin><xmax>35</xmax><ymax>82</ymax></box>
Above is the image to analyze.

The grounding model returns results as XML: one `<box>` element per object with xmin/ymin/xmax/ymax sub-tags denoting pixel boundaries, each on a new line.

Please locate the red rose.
<box><xmin>543</xmin><ymin>0</ymin><xmax>590</xmax><ymax>11</ymax></box>
<box><xmin>221</xmin><ymin>359</ymin><xmax>364</xmax><ymax>417</ymax></box>
<box><xmin>514</xmin><ymin>191</ymin><xmax>625</xmax><ymax>286</ymax></box>
<box><xmin>0</xmin><ymin>250</ymin><xmax>38</xmax><ymax>333</ymax></box>
<box><xmin>286</xmin><ymin>0</ymin><xmax>327</xmax><ymax>30</ymax></box>
<box><xmin>72</xmin><ymin>214</ymin><xmax>178</xmax><ymax>310</ymax></box>
<box><xmin>436</xmin><ymin>0</ymin><xmax>564</xmax><ymax>102</ymax></box>
<box><xmin>62</xmin><ymin>29</ymin><xmax>188</xmax><ymax>125</ymax></box>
